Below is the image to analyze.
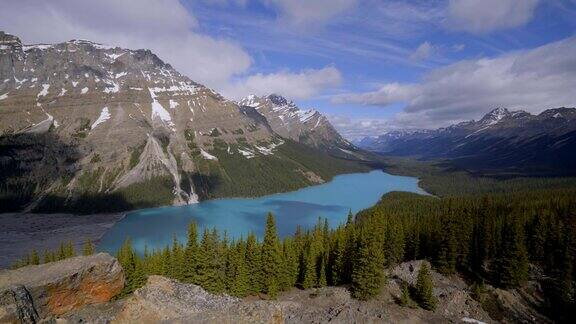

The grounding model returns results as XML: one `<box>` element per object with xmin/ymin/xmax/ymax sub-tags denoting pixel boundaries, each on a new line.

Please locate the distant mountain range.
<box><xmin>0</xmin><ymin>31</ymin><xmax>369</xmax><ymax>213</ymax></box>
<box><xmin>357</xmin><ymin>107</ymin><xmax>576</xmax><ymax>176</ymax></box>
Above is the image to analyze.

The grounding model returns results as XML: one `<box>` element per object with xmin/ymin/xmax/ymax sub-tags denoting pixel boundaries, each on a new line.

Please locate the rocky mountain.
<box><xmin>239</xmin><ymin>94</ymin><xmax>356</xmax><ymax>155</ymax></box>
<box><xmin>357</xmin><ymin>107</ymin><xmax>576</xmax><ymax>176</ymax></box>
<box><xmin>0</xmin><ymin>31</ymin><xmax>368</xmax><ymax>213</ymax></box>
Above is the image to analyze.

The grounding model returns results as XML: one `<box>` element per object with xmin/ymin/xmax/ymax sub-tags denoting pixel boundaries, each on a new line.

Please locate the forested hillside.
<box><xmin>17</xmin><ymin>186</ymin><xmax>576</xmax><ymax>322</ymax></box>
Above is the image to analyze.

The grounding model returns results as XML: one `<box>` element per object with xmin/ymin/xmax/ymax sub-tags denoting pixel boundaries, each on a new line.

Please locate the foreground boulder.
<box><xmin>0</xmin><ymin>253</ymin><xmax>124</xmax><ymax>321</ymax></box>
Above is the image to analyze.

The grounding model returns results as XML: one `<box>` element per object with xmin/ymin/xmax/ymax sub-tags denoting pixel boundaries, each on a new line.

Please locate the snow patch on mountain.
<box><xmin>37</xmin><ymin>84</ymin><xmax>50</xmax><ymax>97</ymax></box>
<box><xmin>200</xmin><ymin>149</ymin><xmax>218</xmax><ymax>160</ymax></box>
<box><xmin>91</xmin><ymin>107</ymin><xmax>111</xmax><ymax>129</ymax></box>
<box><xmin>238</xmin><ymin>148</ymin><xmax>255</xmax><ymax>158</ymax></box>
<box><xmin>148</xmin><ymin>88</ymin><xmax>174</xmax><ymax>129</ymax></box>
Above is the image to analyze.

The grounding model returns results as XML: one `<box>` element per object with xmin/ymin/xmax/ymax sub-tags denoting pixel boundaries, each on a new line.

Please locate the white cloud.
<box><xmin>0</xmin><ymin>0</ymin><xmax>348</xmax><ymax>100</ymax></box>
<box><xmin>410</xmin><ymin>41</ymin><xmax>435</xmax><ymax>61</ymax></box>
<box><xmin>447</xmin><ymin>0</ymin><xmax>539</xmax><ymax>33</ymax></box>
<box><xmin>224</xmin><ymin>66</ymin><xmax>342</xmax><ymax>100</ymax></box>
<box><xmin>0</xmin><ymin>0</ymin><xmax>250</xmax><ymax>90</ymax></box>
<box><xmin>333</xmin><ymin>36</ymin><xmax>576</xmax><ymax>128</ymax></box>
<box><xmin>266</xmin><ymin>0</ymin><xmax>358</xmax><ymax>29</ymax></box>
<box><xmin>327</xmin><ymin>115</ymin><xmax>395</xmax><ymax>140</ymax></box>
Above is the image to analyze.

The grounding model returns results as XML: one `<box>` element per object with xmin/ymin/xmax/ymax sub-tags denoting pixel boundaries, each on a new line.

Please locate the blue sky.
<box><xmin>2</xmin><ymin>0</ymin><xmax>576</xmax><ymax>138</ymax></box>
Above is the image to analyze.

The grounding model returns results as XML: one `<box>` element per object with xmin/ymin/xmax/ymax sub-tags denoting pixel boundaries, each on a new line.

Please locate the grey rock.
<box><xmin>0</xmin><ymin>285</ymin><xmax>39</xmax><ymax>324</ymax></box>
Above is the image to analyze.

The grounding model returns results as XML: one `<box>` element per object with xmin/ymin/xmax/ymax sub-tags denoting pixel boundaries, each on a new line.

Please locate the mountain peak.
<box><xmin>267</xmin><ymin>94</ymin><xmax>290</xmax><ymax>106</ymax></box>
<box><xmin>480</xmin><ymin>107</ymin><xmax>512</xmax><ymax>125</ymax></box>
<box><xmin>0</xmin><ymin>31</ymin><xmax>22</xmax><ymax>51</ymax></box>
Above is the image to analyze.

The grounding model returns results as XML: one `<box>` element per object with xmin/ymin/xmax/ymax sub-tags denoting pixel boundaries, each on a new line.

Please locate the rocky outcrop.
<box><xmin>0</xmin><ymin>253</ymin><xmax>124</xmax><ymax>320</ymax></box>
<box><xmin>0</xmin><ymin>285</ymin><xmax>38</xmax><ymax>324</ymax></box>
<box><xmin>386</xmin><ymin>260</ymin><xmax>492</xmax><ymax>323</ymax></box>
<box><xmin>79</xmin><ymin>262</ymin><xmax>493</xmax><ymax>323</ymax></box>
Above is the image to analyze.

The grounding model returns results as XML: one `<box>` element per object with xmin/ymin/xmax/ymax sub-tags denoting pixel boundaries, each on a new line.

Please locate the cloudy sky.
<box><xmin>1</xmin><ymin>0</ymin><xmax>575</xmax><ymax>139</ymax></box>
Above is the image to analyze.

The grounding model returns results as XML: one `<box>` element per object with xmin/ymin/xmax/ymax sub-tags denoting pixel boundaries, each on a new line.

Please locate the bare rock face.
<box><xmin>0</xmin><ymin>285</ymin><xmax>38</xmax><ymax>324</ymax></box>
<box><xmin>0</xmin><ymin>253</ymin><xmax>124</xmax><ymax>319</ymax></box>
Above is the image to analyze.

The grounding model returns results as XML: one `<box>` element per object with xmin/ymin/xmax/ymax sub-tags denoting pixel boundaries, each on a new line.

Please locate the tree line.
<box><xmin>13</xmin><ymin>187</ymin><xmax>576</xmax><ymax>321</ymax></box>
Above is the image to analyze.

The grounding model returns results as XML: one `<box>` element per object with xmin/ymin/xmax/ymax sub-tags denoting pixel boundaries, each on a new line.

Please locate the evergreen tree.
<box><xmin>183</xmin><ymin>222</ymin><xmax>199</xmax><ymax>284</ymax></box>
<box><xmin>400</xmin><ymin>281</ymin><xmax>411</xmax><ymax>307</ymax></box>
<box><xmin>415</xmin><ymin>262</ymin><xmax>436</xmax><ymax>310</ymax></box>
<box><xmin>351</xmin><ymin>222</ymin><xmax>385</xmax><ymax>300</ymax></box>
<box><xmin>261</xmin><ymin>213</ymin><xmax>282</xmax><ymax>298</ymax></box>
<box><xmin>245</xmin><ymin>232</ymin><xmax>262</xmax><ymax>294</ymax></box>
<box><xmin>65</xmin><ymin>241</ymin><xmax>75</xmax><ymax>258</ymax></box>
<box><xmin>227</xmin><ymin>241</ymin><xmax>249</xmax><ymax>297</ymax></box>
<box><xmin>494</xmin><ymin>218</ymin><xmax>529</xmax><ymax>288</ymax></box>
<box><xmin>196</xmin><ymin>228</ymin><xmax>225</xmax><ymax>293</ymax></box>
<box><xmin>83</xmin><ymin>240</ymin><xmax>95</xmax><ymax>256</ymax></box>
<box><xmin>30</xmin><ymin>249</ymin><xmax>40</xmax><ymax>265</ymax></box>
<box><xmin>42</xmin><ymin>249</ymin><xmax>52</xmax><ymax>264</ymax></box>
<box><xmin>57</xmin><ymin>242</ymin><xmax>66</xmax><ymax>260</ymax></box>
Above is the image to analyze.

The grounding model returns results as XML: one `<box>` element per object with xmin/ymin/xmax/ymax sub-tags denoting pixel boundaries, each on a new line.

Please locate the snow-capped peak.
<box><xmin>239</xmin><ymin>94</ymin><xmax>261</xmax><ymax>108</ymax></box>
<box><xmin>267</xmin><ymin>93</ymin><xmax>290</xmax><ymax>106</ymax></box>
<box><xmin>480</xmin><ymin>107</ymin><xmax>511</xmax><ymax>125</ymax></box>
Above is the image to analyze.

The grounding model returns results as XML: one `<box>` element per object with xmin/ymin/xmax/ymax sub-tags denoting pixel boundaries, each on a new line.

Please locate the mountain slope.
<box><xmin>357</xmin><ymin>107</ymin><xmax>576</xmax><ymax>176</ymax></box>
<box><xmin>0</xmin><ymin>32</ymin><xmax>369</xmax><ymax>213</ymax></box>
<box><xmin>239</xmin><ymin>94</ymin><xmax>358</xmax><ymax>156</ymax></box>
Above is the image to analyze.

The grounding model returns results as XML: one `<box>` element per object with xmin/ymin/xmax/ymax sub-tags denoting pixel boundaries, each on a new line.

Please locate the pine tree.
<box><xmin>494</xmin><ymin>218</ymin><xmax>529</xmax><ymax>288</ymax></box>
<box><xmin>183</xmin><ymin>222</ymin><xmax>199</xmax><ymax>283</ymax></box>
<box><xmin>351</xmin><ymin>222</ymin><xmax>385</xmax><ymax>300</ymax></box>
<box><xmin>279</xmin><ymin>237</ymin><xmax>298</xmax><ymax>290</ymax></box>
<box><xmin>116</xmin><ymin>238</ymin><xmax>143</xmax><ymax>296</ymax></box>
<box><xmin>42</xmin><ymin>249</ymin><xmax>52</xmax><ymax>264</ymax></box>
<box><xmin>245</xmin><ymin>232</ymin><xmax>262</xmax><ymax>294</ymax></box>
<box><xmin>435</xmin><ymin>217</ymin><xmax>457</xmax><ymax>274</ymax></box>
<box><xmin>400</xmin><ymin>281</ymin><xmax>411</xmax><ymax>307</ymax></box>
<box><xmin>83</xmin><ymin>240</ymin><xmax>95</xmax><ymax>256</ymax></box>
<box><xmin>30</xmin><ymin>249</ymin><xmax>40</xmax><ymax>265</ymax></box>
<box><xmin>227</xmin><ymin>241</ymin><xmax>249</xmax><ymax>297</ymax></box>
<box><xmin>65</xmin><ymin>241</ymin><xmax>75</xmax><ymax>258</ymax></box>
<box><xmin>196</xmin><ymin>228</ymin><xmax>225</xmax><ymax>293</ymax></box>
<box><xmin>415</xmin><ymin>262</ymin><xmax>437</xmax><ymax>310</ymax></box>
<box><xmin>385</xmin><ymin>221</ymin><xmax>405</xmax><ymax>266</ymax></box>
<box><xmin>57</xmin><ymin>242</ymin><xmax>66</xmax><ymax>260</ymax></box>
<box><xmin>261</xmin><ymin>213</ymin><xmax>282</xmax><ymax>298</ymax></box>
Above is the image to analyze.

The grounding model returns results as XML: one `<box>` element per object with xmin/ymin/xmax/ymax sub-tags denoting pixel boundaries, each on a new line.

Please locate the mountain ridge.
<box><xmin>0</xmin><ymin>31</ymin><xmax>370</xmax><ymax>213</ymax></box>
<box><xmin>356</xmin><ymin>107</ymin><xmax>576</xmax><ymax>176</ymax></box>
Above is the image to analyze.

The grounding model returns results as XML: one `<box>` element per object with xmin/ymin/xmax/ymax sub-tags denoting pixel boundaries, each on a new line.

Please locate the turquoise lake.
<box><xmin>98</xmin><ymin>170</ymin><xmax>426</xmax><ymax>254</ymax></box>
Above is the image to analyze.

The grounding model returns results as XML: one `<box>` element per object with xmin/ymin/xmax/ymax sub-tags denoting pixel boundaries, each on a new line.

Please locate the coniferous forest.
<box><xmin>17</xmin><ymin>186</ymin><xmax>576</xmax><ymax>321</ymax></box>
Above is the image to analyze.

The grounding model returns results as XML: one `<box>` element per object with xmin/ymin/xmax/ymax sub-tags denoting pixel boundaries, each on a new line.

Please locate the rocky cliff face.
<box><xmin>0</xmin><ymin>32</ymin><xmax>368</xmax><ymax>213</ymax></box>
<box><xmin>0</xmin><ymin>253</ymin><xmax>123</xmax><ymax>322</ymax></box>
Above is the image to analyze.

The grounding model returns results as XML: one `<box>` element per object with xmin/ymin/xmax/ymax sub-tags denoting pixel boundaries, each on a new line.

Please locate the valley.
<box><xmin>2</xmin><ymin>2</ymin><xmax>576</xmax><ymax>321</ymax></box>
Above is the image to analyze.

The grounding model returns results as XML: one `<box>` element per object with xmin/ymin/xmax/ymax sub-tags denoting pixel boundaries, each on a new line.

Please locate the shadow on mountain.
<box><xmin>0</xmin><ymin>131</ymin><xmax>136</xmax><ymax>214</ymax></box>
<box><xmin>0</xmin><ymin>131</ymin><xmax>77</xmax><ymax>212</ymax></box>
<box><xmin>189</xmin><ymin>172</ymin><xmax>224</xmax><ymax>201</ymax></box>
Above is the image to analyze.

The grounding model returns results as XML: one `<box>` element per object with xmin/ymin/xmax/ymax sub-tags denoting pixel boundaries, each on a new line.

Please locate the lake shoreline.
<box><xmin>0</xmin><ymin>212</ymin><xmax>125</xmax><ymax>269</ymax></box>
<box><xmin>98</xmin><ymin>170</ymin><xmax>426</xmax><ymax>254</ymax></box>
